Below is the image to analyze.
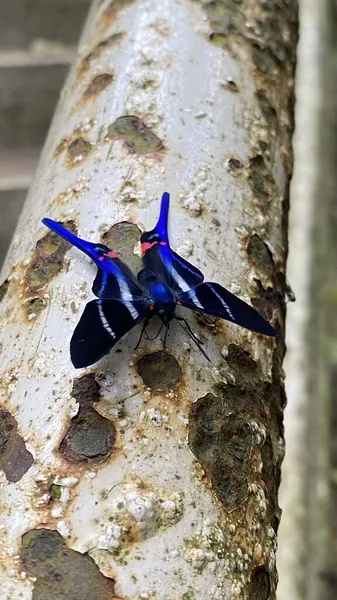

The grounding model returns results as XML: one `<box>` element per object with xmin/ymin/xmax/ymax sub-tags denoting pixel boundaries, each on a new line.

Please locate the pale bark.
<box><xmin>0</xmin><ymin>1</ymin><xmax>297</xmax><ymax>599</ymax></box>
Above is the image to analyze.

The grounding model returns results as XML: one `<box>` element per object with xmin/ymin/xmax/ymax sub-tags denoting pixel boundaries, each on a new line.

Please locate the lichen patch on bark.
<box><xmin>67</xmin><ymin>138</ymin><xmax>93</xmax><ymax>167</ymax></box>
<box><xmin>189</xmin><ymin>344</ymin><xmax>285</xmax><ymax>525</ymax></box>
<box><xmin>107</xmin><ymin>116</ymin><xmax>163</xmax><ymax>155</ymax></box>
<box><xmin>24</xmin><ymin>221</ymin><xmax>77</xmax><ymax>320</ymax></box>
<box><xmin>188</xmin><ymin>392</ymin><xmax>253</xmax><ymax>509</ymax></box>
<box><xmin>0</xmin><ymin>409</ymin><xmax>34</xmax><ymax>482</ymax></box>
<box><xmin>21</xmin><ymin>528</ymin><xmax>116</xmax><ymax>600</ymax></box>
<box><xmin>59</xmin><ymin>374</ymin><xmax>116</xmax><ymax>463</ymax></box>
<box><xmin>102</xmin><ymin>221</ymin><xmax>142</xmax><ymax>274</ymax></box>
<box><xmin>137</xmin><ymin>351</ymin><xmax>182</xmax><ymax>392</ymax></box>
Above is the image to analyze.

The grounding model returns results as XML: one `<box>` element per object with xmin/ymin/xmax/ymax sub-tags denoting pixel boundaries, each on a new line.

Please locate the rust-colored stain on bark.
<box><xmin>0</xmin><ymin>409</ymin><xmax>34</xmax><ymax>482</ymax></box>
<box><xmin>54</xmin><ymin>137</ymin><xmax>69</xmax><ymax>158</ymax></box>
<box><xmin>77</xmin><ymin>32</ymin><xmax>125</xmax><ymax>78</ymax></box>
<box><xmin>59</xmin><ymin>374</ymin><xmax>116</xmax><ymax>463</ymax></box>
<box><xmin>99</xmin><ymin>0</ymin><xmax>136</xmax><ymax>33</ymax></box>
<box><xmin>83</xmin><ymin>73</ymin><xmax>115</xmax><ymax>98</ymax></box>
<box><xmin>107</xmin><ymin>116</ymin><xmax>163</xmax><ymax>155</ymax></box>
<box><xmin>137</xmin><ymin>351</ymin><xmax>182</xmax><ymax>392</ymax></box>
<box><xmin>21</xmin><ymin>528</ymin><xmax>116</xmax><ymax>600</ymax></box>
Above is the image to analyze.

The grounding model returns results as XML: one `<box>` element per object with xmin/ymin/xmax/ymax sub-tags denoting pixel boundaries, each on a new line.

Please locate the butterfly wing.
<box><xmin>177</xmin><ymin>282</ymin><xmax>276</xmax><ymax>336</ymax></box>
<box><xmin>140</xmin><ymin>192</ymin><xmax>204</xmax><ymax>295</ymax></box>
<box><xmin>71</xmin><ymin>298</ymin><xmax>151</xmax><ymax>368</ymax></box>
<box><xmin>42</xmin><ymin>217</ymin><xmax>144</xmax><ymax>301</ymax></box>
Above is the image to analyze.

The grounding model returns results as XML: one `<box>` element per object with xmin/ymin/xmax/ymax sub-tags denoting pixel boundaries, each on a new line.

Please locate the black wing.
<box><xmin>140</xmin><ymin>192</ymin><xmax>204</xmax><ymax>295</ymax></box>
<box><xmin>70</xmin><ymin>299</ymin><xmax>150</xmax><ymax>368</ymax></box>
<box><xmin>177</xmin><ymin>282</ymin><xmax>276</xmax><ymax>337</ymax></box>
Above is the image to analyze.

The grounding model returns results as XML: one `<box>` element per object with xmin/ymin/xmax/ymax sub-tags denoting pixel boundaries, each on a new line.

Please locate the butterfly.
<box><xmin>42</xmin><ymin>192</ymin><xmax>275</xmax><ymax>368</ymax></box>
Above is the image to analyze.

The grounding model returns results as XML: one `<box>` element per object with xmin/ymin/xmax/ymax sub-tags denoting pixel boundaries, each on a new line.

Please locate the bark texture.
<box><xmin>0</xmin><ymin>1</ymin><xmax>297</xmax><ymax>598</ymax></box>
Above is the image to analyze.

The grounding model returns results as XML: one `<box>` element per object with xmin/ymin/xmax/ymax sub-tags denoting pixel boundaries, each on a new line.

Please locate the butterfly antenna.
<box><xmin>175</xmin><ymin>316</ymin><xmax>211</xmax><ymax>362</ymax></box>
<box><xmin>134</xmin><ymin>319</ymin><xmax>148</xmax><ymax>350</ymax></box>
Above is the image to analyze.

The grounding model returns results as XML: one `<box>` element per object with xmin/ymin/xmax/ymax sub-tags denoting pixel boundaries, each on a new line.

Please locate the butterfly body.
<box><xmin>42</xmin><ymin>192</ymin><xmax>276</xmax><ymax>368</ymax></box>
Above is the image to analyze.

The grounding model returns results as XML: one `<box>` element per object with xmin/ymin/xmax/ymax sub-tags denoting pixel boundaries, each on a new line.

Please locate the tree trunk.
<box><xmin>0</xmin><ymin>1</ymin><xmax>298</xmax><ymax>599</ymax></box>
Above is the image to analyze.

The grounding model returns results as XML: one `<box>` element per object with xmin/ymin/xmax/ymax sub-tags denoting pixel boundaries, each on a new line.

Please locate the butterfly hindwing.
<box><xmin>178</xmin><ymin>282</ymin><xmax>276</xmax><ymax>336</ymax></box>
<box><xmin>140</xmin><ymin>193</ymin><xmax>204</xmax><ymax>294</ymax></box>
<box><xmin>70</xmin><ymin>298</ymin><xmax>150</xmax><ymax>368</ymax></box>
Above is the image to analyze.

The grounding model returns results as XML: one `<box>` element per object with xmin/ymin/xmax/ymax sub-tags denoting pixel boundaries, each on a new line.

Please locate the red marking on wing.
<box><xmin>141</xmin><ymin>240</ymin><xmax>166</xmax><ymax>257</ymax></box>
<box><xmin>104</xmin><ymin>250</ymin><xmax>119</xmax><ymax>259</ymax></box>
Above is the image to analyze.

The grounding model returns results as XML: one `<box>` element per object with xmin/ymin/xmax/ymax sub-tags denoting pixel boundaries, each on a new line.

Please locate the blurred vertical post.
<box><xmin>0</xmin><ymin>1</ymin><xmax>297</xmax><ymax>599</ymax></box>
<box><xmin>278</xmin><ymin>0</ymin><xmax>334</xmax><ymax>599</ymax></box>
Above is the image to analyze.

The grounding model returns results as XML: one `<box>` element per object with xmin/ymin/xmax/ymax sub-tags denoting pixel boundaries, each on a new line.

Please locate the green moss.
<box><xmin>26</xmin><ymin>298</ymin><xmax>45</xmax><ymax>318</ymax></box>
<box><xmin>49</xmin><ymin>484</ymin><xmax>62</xmax><ymax>500</ymax></box>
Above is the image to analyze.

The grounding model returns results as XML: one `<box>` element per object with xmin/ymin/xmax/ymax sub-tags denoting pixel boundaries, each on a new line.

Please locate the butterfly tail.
<box><xmin>155</xmin><ymin>192</ymin><xmax>170</xmax><ymax>241</ymax></box>
<box><xmin>42</xmin><ymin>218</ymin><xmax>100</xmax><ymax>264</ymax></box>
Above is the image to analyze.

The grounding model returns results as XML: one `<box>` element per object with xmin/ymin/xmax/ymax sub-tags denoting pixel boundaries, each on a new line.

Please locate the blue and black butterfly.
<box><xmin>42</xmin><ymin>192</ymin><xmax>275</xmax><ymax>368</ymax></box>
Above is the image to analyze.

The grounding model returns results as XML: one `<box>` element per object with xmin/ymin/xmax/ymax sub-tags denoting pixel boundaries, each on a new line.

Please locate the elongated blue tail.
<box><xmin>155</xmin><ymin>192</ymin><xmax>170</xmax><ymax>241</ymax></box>
<box><xmin>42</xmin><ymin>218</ymin><xmax>102</xmax><ymax>265</ymax></box>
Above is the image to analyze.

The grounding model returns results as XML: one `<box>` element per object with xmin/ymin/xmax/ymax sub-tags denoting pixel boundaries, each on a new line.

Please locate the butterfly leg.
<box><xmin>146</xmin><ymin>321</ymin><xmax>164</xmax><ymax>342</ymax></box>
<box><xmin>175</xmin><ymin>315</ymin><xmax>211</xmax><ymax>362</ymax></box>
<box><xmin>134</xmin><ymin>319</ymin><xmax>149</xmax><ymax>350</ymax></box>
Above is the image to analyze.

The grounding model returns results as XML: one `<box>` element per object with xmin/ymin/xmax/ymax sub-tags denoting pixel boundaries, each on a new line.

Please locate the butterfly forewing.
<box><xmin>70</xmin><ymin>299</ymin><xmax>150</xmax><ymax>368</ymax></box>
<box><xmin>178</xmin><ymin>282</ymin><xmax>276</xmax><ymax>336</ymax></box>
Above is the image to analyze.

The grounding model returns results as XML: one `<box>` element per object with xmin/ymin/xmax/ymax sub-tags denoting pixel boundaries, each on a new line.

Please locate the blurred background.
<box><xmin>0</xmin><ymin>1</ymin><xmax>336</xmax><ymax>599</ymax></box>
<box><xmin>0</xmin><ymin>0</ymin><xmax>90</xmax><ymax>263</ymax></box>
